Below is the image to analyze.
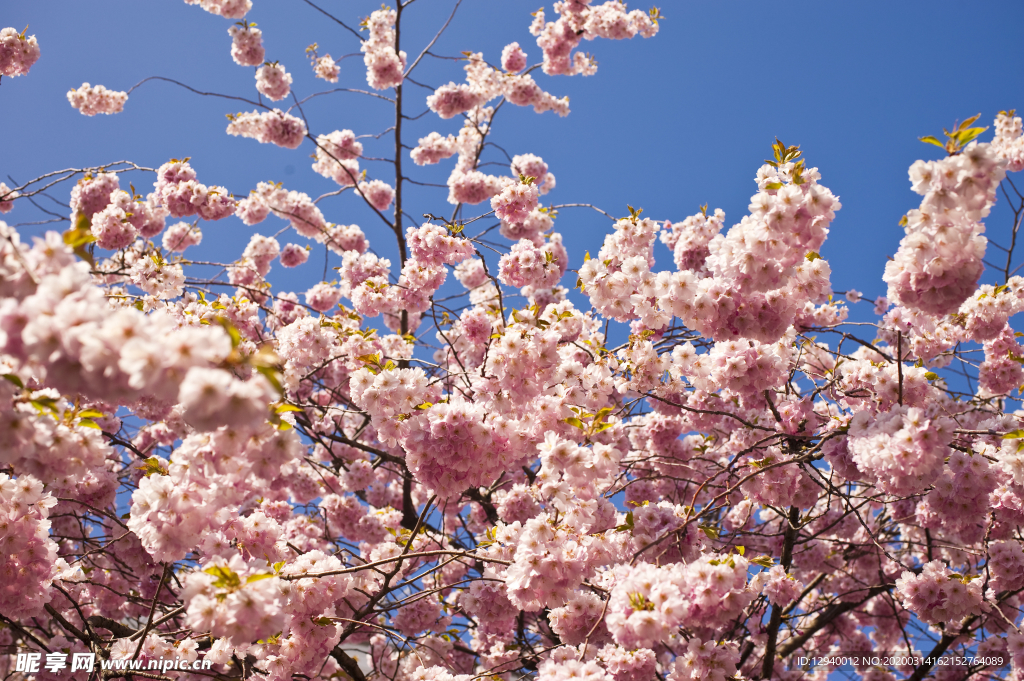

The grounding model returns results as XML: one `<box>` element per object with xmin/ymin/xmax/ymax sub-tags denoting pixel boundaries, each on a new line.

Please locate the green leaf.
<box><xmin>273</xmin><ymin>561</ymin><xmax>285</xmax><ymax>573</ymax></box>
<box><xmin>63</xmin><ymin>215</ymin><xmax>96</xmax><ymax>265</ymax></box>
<box><xmin>564</xmin><ymin>417</ymin><xmax>584</xmax><ymax>430</ymax></box>
<box><xmin>203</xmin><ymin>565</ymin><xmax>242</xmax><ymax>590</ymax></box>
<box><xmin>698</xmin><ymin>524</ymin><xmax>720</xmax><ymax>540</ymax></box>
<box><xmin>918</xmin><ymin>135</ymin><xmax>946</xmax><ymax>149</ymax></box>
<box><xmin>764</xmin><ymin>182</ymin><xmax>784</xmax><ymax>191</ymax></box>
<box><xmin>78</xmin><ymin>418</ymin><xmax>101</xmax><ymax>429</ymax></box>
<box><xmin>751</xmin><ymin>555</ymin><xmax>774</xmax><ymax>568</ymax></box>
<box><xmin>954</xmin><ymin>126</ymin><xmax>988</xmax><ymax>146</ymax></box>
<box><xmin>273</xmin><ymin>403</ymin><xmax>305</xmax><ymax>414</ymax></box>
<box><xmin>805</xmin><ymin>251</ymin><xmax>822</xmax><ymax>262</ymax></box>
<box><xmin>2</xmin><ymin>374</ymin><xmax>24</xmax><ymax>389</ymax></box>
<box><xmin>30</xmin><ymin>396</ymin><xmax>58</xmax><ymax>414</ymax></box>
<box><xmin>924</xmin><ymin>371</ymin><xmax>939</xmax><ymax>380</ymax></box>
<box><xmin>139</xmin><ymin>456</ymin><xmax>169</xmax><ymax>478</ymax></box>
<box><xmin>216</xmin><ymin>316</ymin><xmax>242</xmax><ymax>348</ymax></box>
<box><xmin>245</xmin><ymin>573</ymin><xmax>275</xmax><ymax>584</ymax></box>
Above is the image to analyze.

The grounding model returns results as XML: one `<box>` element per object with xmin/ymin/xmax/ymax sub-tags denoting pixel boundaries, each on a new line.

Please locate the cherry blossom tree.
<box><xmin>2</xmin><ymin>3</ymin><xmax>1024</xmax><ymax>681</ymax></box>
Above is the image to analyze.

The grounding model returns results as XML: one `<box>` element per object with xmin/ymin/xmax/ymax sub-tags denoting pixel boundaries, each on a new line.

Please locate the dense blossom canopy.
<box><xmin>2</xmin><ymin>3</ymin><xmax>1024</xmax><ymax>681</ymax></box>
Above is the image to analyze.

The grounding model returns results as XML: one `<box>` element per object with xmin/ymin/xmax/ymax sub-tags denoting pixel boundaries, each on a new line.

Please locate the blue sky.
<box><xmin>2</xmin><ymin>0</ymin><xmax>1024</xmax><ymax>322</ymax></box>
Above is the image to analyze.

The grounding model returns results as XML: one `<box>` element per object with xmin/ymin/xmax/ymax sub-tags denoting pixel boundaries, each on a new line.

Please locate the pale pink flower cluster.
<box><xmin>162</xmin><ymin>221</ymin><xmax>203</xmax><ymax>252</ymax></box>
<box><xmin>313</xmin><ymin>54</ymin><xmax>339</xmax><ymax>82</ymax></box>
<box><xmin>1</xmin><ymin>225</ymin><xmax>243</xmax><ymax>407</ymax></box>
<box><xmin>228</xmin><ymin>24</ymin><xmax>264</xmax><ymax>66</ymax></box>
<box><xmin>69</xmin><ymin>175</ymin><xmax>166</xmax><ymax>245</ymax></box>
<box><xmin>0</xmin><ymin>182</ymin><xmax>18</xmax><ymax>213</ymax></box>
<box><xmin>660</xmin><ymin>209</ymin><xmax>725</xmax><ymax>273</ymax></box>
<box><xmin>0</xmin><ymin>474</ymin><xmax>58</xmax><ymax>619</ymax></box>
<box><xmin>833</xmin><ymin>348</ymin><xmax>931</xmax><ymax>410</ymax></box>
<box><xmin>491</xmin><ymin>181</ymin><xmax>540</xmax><ymax>223</ymax></box>
<box><xmin>535</xmin><ymin>434</ymin><xmax>621</xmax><ymax>530</ymax></box>
<box><xmin>178</xmin><ymin>367</ymin><xmax>276</xmax><ymax>432</ymax></box>
<box><xmin>128</xmin><ymin>472</ymin><xmax>209</xmax><ymax>562</ymax></box>
<box><xmin>667</xmin><ymin>639</ymin><xmax>739</xmax><ymax>681</ymax></box>
<box><xmin>183</xmin><ymin>555</ymin><xmax>284</xmax><ymax>645</ymax></box>
<box><xmin>255</xmin><ymin>63</ymin><xmax>293</xmax><ymax>101</ymax></box>
<box><xmin>237</xmin><ymin>233</ymin><xmax>281</xmax><ymax>281</ymax></box>
<box><xmin>993</xmin><ymin>110</ymin><xmax>1024</xmax><ymax>172</ymax></box>
<box><xmin>236</xmin><ymin>182</ymin><xmax>355</xmax><ymax>249</ymax></box>
<box><xmin>498</xmin><ymin>237</ymin><xmax>566</xmax><ymax>289</ymax></box>
<box><xmin>449</xmin><ymin>168</ymin><xmax>507</xmax><ymax>205</ymax></box>
<box><xmin>226</xmin><ymin>109</ymin><xmax>307</xmax><ymax>149</ymax></box>
<box><xmin>280</xmin><ymin>243</ymin><xmax>308</xmax><ymax>268</ymax></box>
<box><xmin>401</xmin><ymin>401</ymin><xmax>516</xmax><ymax>499</ymax></box>
<box><xmin>130</xmin><ymin>255</ymin><xmax>186</xmax><ymax>299</ymax></box>
<box><xmin>506</xmin><ymin>518</ymin><xmax>589</xmax><ymax>611</ymax></box>
<box><xmin>153</xmin><ymin>160</ymin><xmax>236</xmax><ymax>221</ymax></box>
<box><xmin>407</xmin><ymin>223</ymin><xmax>475</xmax><ymax>267</ymax></box>
<box><xmin>547</xmin><ymin>590</ymin><xmax>605</xmax><ymax>645</ymax></box>
<box><xmin>184</xmin><ymin>0</ymin><xmax>252</xmax><ymax>19</ymax></box>
<box><xmin>501</xmin><ymin>42</ymin><xmax>527</xmax><ymax>72</ymax></box>
<box><xmin>598</xmin><ymin>645</ymin><xmax>657</xmax><ymax>681</ymax></box>
<box><xmin>529</xmin><ymin>2</ymin><xmax>658</xmax><ymax>76</ymax></box>
<box><xmin>917</xmin><ymin>450</ymin><xmax>999</xmax><ymax>544</ymax></box>
<box><xmin>67</xmin><ymin>82</ymin><xmax>128</xmax><ymax>116</ymax></box>
<box><xmin>894</xmin><ymin>560</ymin><xmax>982</xmax><ymax>625</ymax></box>
<box><xmin>426</xmin><ymin>83</ymin><xmax>485</xmax><ymax>119</ymax></box>
<box><xmin>358</xmin><ymin>179</ymin><xmax>395</xmax><ymax>211</ymax></box>
<box><xmin>90</xmin><ymin>190</ymin><xmax>141</xmax><ymax>249</ymax></box>
<box><xmin>673</xmin><ymin>338</ymin><xmax>787</xmax><ymax>400</ymax></box>
<box><xmin>460</xmin><ymin>577</ymin><xmax>519</xmax><ymax>638</ymax></box>
<box><xmin>749</xmin><ymin>565</ymin><xmax>802</xmax><ymax>606</ymax></box>
<box><xmin>305</xmin><ymin>282</ymin><xmax>342</xmax><ymax>313</ymax></box>
<box><xmin>0</xmin><ymin>27</ymin><xmax>40</xmax><ymax>77</ymax></box>
<box><xmin>578</xmin><ymin>216</ymin><xmax>663</xmax><ymax>323</ymax></box>
<box><xmin>979</xmin><ymin>325</ymin><xmax>1024</xmax><ymax>397</ymax></box>
<box><xmin>454</xmin><ymin>257</ymin><xmax>488</xmax><ymax>289</ymax></box>
<box><xmin>312</xmin><ymin>129</ymin><xmax>363</xmax><ymax>186</ymax></box>
<box><xmin>348</xmin><ymin>254</ymin><xmax>445</xmax><ymax>320</ymax></box>
<box><xmin>847</xmin><ymin>406</ymin><xmax>954</xmax><ymax>495</ymax></box>
<box><xmin>425</xmin><ymin>52</ymin><xmax>570</xmax><ymax>123</ymax></box>
<box><xmin>511</xmin><ymin>154</ymin><xmax>556</xmax><ymax>195</ymax></box>
<box><xmin>884</xmin><ymin>141</ymin><xmax>1007</xmax><ymax>315</ymax></box>
<box><xmin>682</xmin><ymin>170</ymin><xmax>838</xmax><ymax>341</ymax></box>
<box><xmin>361</xmin><ymin>8</ymin><xmax>405</xmax><ymax>90</ymax></box>
<box><xmin>70</xmin><ymin>172</ymin><xmax>121</xmax><ymax>219</ymax></box>
<box><xmin>606</xmin><ymin>554</ymin><xmax>752</xmax><ymax>647</ymax></box>
<box><xmin>410</xmin><ymin>131</ymin><xmax>458</xmax><ymax>166</ymax></box>
<box><xmin>987</xmin><ymin>540</ymin><xmax>1024</xmax><ymax>592</ymax></box>
<box><xmin>537</xmin><ymin>654</ymin><xmax>612</xmax><ymax>681</ymax></box>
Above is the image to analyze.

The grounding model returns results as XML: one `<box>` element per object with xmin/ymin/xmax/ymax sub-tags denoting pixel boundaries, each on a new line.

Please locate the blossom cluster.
<box><xmin>894</xmin><ymin>560</ymin><xmax>983</xmax><ymax>625</ymax></box>
<box><xmin>229</xmin><ymin>24</ymin><xmax>264</xmax><ymax>66</ymax></box>
<box><xmin>0</xmin><ymin>474</ymin><xmax>58</xmax><ymax>620</ymax></box>
<box><xmin>67</xmin><ymin>83</ymin><xmax>128</xmax><ymax>115</ymax></box>
<box><xmin>255</xmin><ymin>62</ymin><xmax>292</xmax><ymax>101</ymax></box>
<box><xmin>0</xmin><ymin>26</ymin><xmax>40</xmax><ymax>77</ymax></box>
<box><xmin>227</xmin><ymin>109</ymin><xmax>307</xmax><ymax>149</ymax></box>
<box><xmin>884</xmin><ymin>142</ymin><xmax>1007</xmax><ymax>314</ymax></box>
<box><xmin>361</xmin><ymin>8</ymin><xmax>405</xmax><ymax>90</ymax></box>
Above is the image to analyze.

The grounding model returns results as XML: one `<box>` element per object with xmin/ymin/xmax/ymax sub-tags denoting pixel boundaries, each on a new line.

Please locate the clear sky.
<box><xmin>3</xmin><ymin>0</ymin><xmax>1024</xmax><ymax>323</ymax></box>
